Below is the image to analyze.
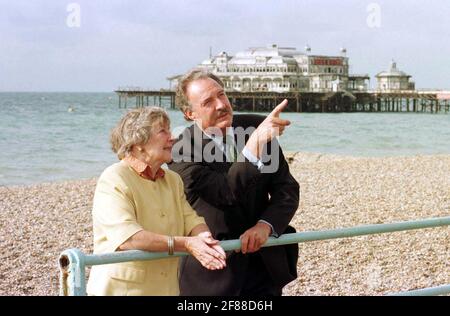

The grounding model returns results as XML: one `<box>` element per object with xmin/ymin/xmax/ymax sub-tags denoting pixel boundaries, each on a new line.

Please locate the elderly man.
<box><xmin>168</xmin><ymin>70</ymin><xmax>299</xmax><ymax>296</ymax></box>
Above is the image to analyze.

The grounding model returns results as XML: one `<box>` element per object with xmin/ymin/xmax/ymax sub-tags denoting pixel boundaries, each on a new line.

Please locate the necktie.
<box><xmin>224</xmin><ymin>134</ymin><xmax>237</xmax><ymax>163</ymax></box>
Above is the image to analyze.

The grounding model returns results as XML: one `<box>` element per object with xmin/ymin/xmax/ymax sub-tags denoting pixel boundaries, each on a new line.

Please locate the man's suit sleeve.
<box><xmin>258</xmin><ymin>140</ymin><xmax>300</xmax><ymax>236</ymax></box>
<box><xmin>168</xmin><ymin>155</ymin><xmax>263</xmax><ymax>209</ymax></box>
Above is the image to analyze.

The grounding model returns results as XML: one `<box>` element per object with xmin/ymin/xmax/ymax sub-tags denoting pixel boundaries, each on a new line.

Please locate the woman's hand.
<box><xmin>185</xmin><ymin>232</ymin><xmax>227</xmax><ymax>270</ymax></box>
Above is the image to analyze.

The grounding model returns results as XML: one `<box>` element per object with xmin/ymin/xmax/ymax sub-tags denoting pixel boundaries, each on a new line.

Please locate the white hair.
<box><xmin>110</xmin><ymin>107</ymin><xmax>170</xmax><ymax>159</ymax></box>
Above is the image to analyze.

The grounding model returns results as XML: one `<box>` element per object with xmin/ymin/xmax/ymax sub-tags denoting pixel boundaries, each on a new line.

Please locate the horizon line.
<box><xmin>0</xmin><ymin>90</ymin><xmax>116</xmax><ymax>93</ymax></box>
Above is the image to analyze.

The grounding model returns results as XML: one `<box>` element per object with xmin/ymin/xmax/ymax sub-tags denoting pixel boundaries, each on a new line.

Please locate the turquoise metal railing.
<box><xmin>59</xmin><ymin>216</ymin><xmax>450</xmax><ymax>296</ymax></box>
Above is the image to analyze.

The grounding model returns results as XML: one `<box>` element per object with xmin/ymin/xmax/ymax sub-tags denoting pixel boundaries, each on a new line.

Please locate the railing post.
<box><xmin>59</xmin><ymin>248</ymin><xmax>87</xmax><ymax>296</ymax></box>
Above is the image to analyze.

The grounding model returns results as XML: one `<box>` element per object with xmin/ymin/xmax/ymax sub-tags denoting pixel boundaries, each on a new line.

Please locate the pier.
<box><xmin>115</xmin><ymin>88</ymin><xmax>175</xmax><ymax>109</ymax></box>
<box><xmin>115</xmin><ymin>88</ymin><xmax>450</xmax><ymax>113</ymax></box>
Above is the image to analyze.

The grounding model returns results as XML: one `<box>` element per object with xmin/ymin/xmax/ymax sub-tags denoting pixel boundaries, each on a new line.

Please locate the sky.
<box><xmin>0</xmin><ymin>0</ymin><xmax>449</xmax><ymax>92</ymax></box>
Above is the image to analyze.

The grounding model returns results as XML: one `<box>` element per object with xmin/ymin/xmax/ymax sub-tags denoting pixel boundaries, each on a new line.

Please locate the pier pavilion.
<box><xmin>115</xmin><ymin>44</ymin><xmax>450</xmax><ymax>113</ymax></box>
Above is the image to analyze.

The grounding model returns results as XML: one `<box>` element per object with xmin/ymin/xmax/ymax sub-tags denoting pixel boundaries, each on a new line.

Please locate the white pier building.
<box><xmin>375</xmin><ymin>61</ymin><xmax>415</xmax><ymax>91</ymax></box>
<box><xmin>170</xmin><ymin>44</ymin><xmax>370</xmax><ymax>93</ymax></box>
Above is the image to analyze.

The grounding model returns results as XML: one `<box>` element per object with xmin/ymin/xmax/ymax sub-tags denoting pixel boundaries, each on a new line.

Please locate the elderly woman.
<box><xmin>86</xmin><ymin>107</ymin><xmax>226</xmax><ymax>296</ymax></box>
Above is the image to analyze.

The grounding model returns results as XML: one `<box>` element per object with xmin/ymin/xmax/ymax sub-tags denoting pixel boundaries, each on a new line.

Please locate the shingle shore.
<box><xmin>1</xmin><ymin>153</ymin><xmax>449</xmax><ymax>296</ymax></box>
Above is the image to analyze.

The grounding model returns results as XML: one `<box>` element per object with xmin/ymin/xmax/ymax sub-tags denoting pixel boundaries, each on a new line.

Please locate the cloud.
<box><xmin>0</xmin><ymin>0</ymin><xmax>449</xmax><ymax>91</ymax></box>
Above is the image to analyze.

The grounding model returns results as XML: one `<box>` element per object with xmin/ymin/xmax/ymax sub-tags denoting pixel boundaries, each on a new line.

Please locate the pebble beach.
<box><xmin>1</xmin><ymin>153</ymin><xmax>449</xmax><ymax>296</ymax></box>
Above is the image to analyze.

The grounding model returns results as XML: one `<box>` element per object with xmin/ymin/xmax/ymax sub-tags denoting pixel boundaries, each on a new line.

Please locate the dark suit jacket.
<box><xmin>168</xmin><ymin>114</ymin><xmax>300</xmax><ymax>295</ymax></box>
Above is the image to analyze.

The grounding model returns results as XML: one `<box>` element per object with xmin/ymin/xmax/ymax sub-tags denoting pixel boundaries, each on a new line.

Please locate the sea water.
<box><xmin>1</xmin><ymin>92</ymin><xmax>449</xmax><ymax>185</ymax></box>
